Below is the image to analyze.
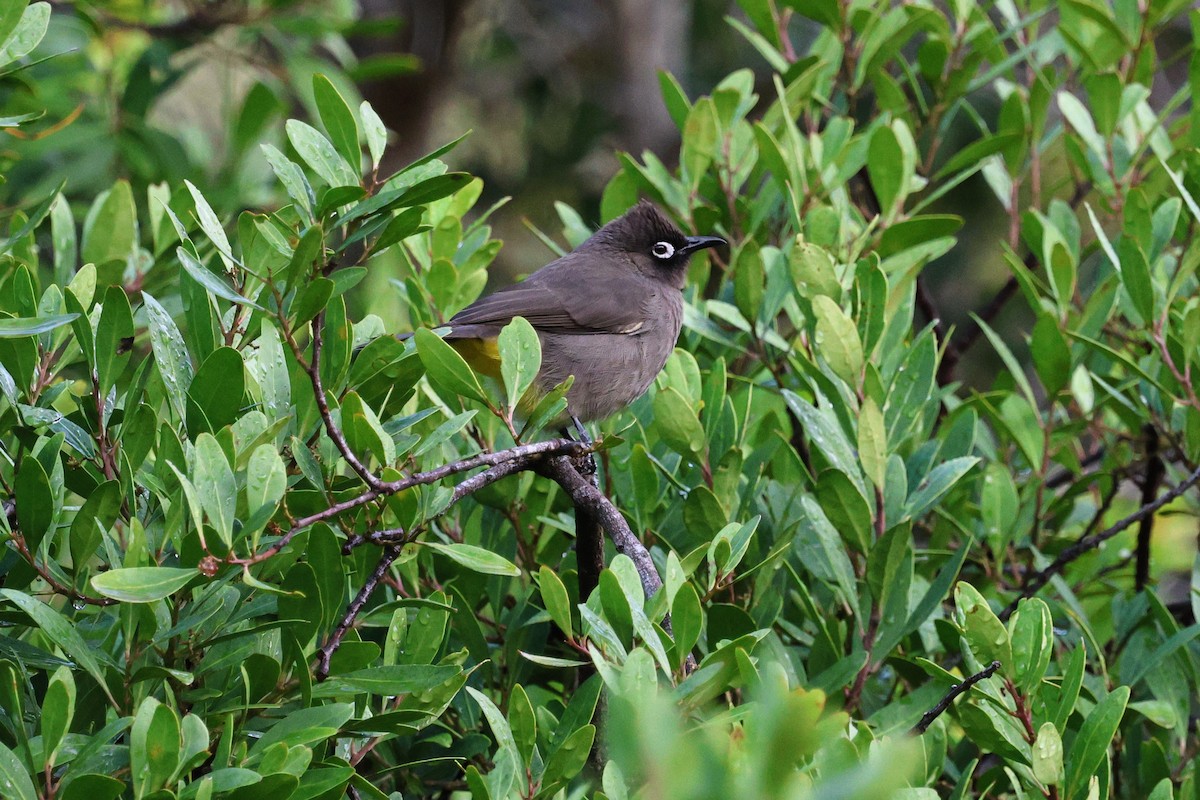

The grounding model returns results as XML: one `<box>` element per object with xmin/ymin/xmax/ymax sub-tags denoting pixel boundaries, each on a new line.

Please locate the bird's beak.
<box><xmin>680</xmin><ymin>235</ymin><xmax>726</xmax><ymax>256</ymax></box>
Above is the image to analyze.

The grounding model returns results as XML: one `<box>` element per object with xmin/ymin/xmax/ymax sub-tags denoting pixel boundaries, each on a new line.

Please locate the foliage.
<box><xmin>0</xmin><ymin>0</ymin><xmax>1199</xmax><ymax>799</ymax></box>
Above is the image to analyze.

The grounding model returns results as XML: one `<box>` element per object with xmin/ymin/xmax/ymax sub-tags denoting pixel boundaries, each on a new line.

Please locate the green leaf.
<box><xmin>598</xmin><ymin>570</ymin><xmax>633</xmax><ymax>645</ymax></box>
<box><xmin>795</xmin><ymin>495</ymin><xmax>858</xmax><ymax>606</ymax></box>
<box><xmin>877</xmin><ymin>215</ymin><xmax>963</xmax><ymax>258</ymax></box>
<box><xmin>423</xmin><ymin>541</ymin><xmax>520</xmax><ymax>577</ymax></box>
<box><xmin>980</xmin><ymin>463</ymin><xmax>1019</xmax><ymax>554</ymax></box>
<box><xmin>142</xmin><ymin>292</ymin><xmax>193</xmax><ymax>420</ymax></box>
<box><xmin>414</xmin><ymin>328</ymin><xmax>488</xmax><ymax>406</ymax></box>
<box><xmin>0</xmin><ymin>590</ymin><xmax>117</xmax><ymax>707</ymax></box>
<box><xmin>783</xmin><ymin>391</ymin><xmax>867</xmax><ymax>496</ymax></box>
<box><xmin>261</xmin><ymin>144</ymin><xmax>315</xmax><ymax>221</ymax></box>
<box><xmin>130</xmin><ymin>698</ymin><xmax>179</xmax><ymax>796</ymax></box>
<box><xmin>248</xmin><ymin>703</ymin><xmax>353</xmax><ymax>758</ymax></box>
<box><xmin>289</xmin><ymin>276</ymin><xmax>334</xmax><ymax>327</ymax></box>
<box><xmin>0</xmin><ymin>313</ymin><xmax>77</xmax><ymax>337</ymax></box>
<box><xmin>466</xmin><ymin>687</ymin><xmax>520</xmax><ymax>799</ymax></box>
<box><xmin>857</xmin><ymin>396</ymin><xmax>887</xmax><ymax>490</ymax></box>
<box><xmin>904</xmin><ymin>457</ymin><xmax>979</xmax><ymax>520</ymax></box>
<box><xmin>1064</xmin><ymin>685</ymin><xmax>1129</xmax><ymax>800</ymax></box>
<box><xmin>0</xmin><ymin>741</ymin><xmax>36</xmax><ymax>800</ymax></box>
<box><xmin>972</xmin><ymin>313</ymin><xmax>1037</xmax><ymax>406</ymax></box>
<box><xmin>789</xmin><ymin>240</ymin><xmax>841</xmax><ymax>300</ymax></box>
<box><xmin>373</xmin><ymin>207</ymin><xmax>426</xmax><ymax>252</ymax></box>
<box><xmin>1030</xmin><ymin>313</ymin><xmax>1071</xmax><ymax>396</ymax></box>
<box><xmin>868</xmin><ymin>525</ymin><xmax>913</xmax><ymax>663</ymax></box>
<box><xmin>1058</xmin><ymin>91</ymin><xmax>1105</xmax><ymax>158</ymax></box>
<box><xmin>670</xmin><ymin>582</ymin><xmax>702</xmax><ymax>670</ymax></box>
<box><xmin>15</xmin><ymin>455</ymin><xmax>53</xmax><ymax>551</ymax></box>
<box><xmin>391</xmin><ymin>173</ymin><xmax>473</xmax><ymax>207</ymax></box>
<box><xmin>81</xmin><ymin>180</ymin><xmax>137</xmax><ymax>267</ymax></box>
<box><xmin>0</xmin><ymin>2</ymin><xmax>31</xmax><ymax>61</ymax></box>
<box><xmin>360</xmin><ymin>101</ymin><xmax>388</xmax><ymax>169</ymax></box>
<box><xmin>194</xmin><ymin>433</ymin><xmax>236</xmax><ymax>548</ymax></box>
<box><xmin>186</xmin><ymin>346</ymin><xmax>246</xmax><ymax>435</ymax></box>
<box><xmin>543</xmin><ymin>724</ymin><xmax>595</xmax><ymax>787</ymax></box>
<box><xmin>40</xmin><ymin>666</ymin><xmax>74</xmax><ymax>767</ymax></box>
<box><xmin>0</xmin><ymin>1</ymin><xmax>46</xmax><ymax>66</ymax></box>
<box><xmin>310</xmin><ymin>665</ymin><xmax>459</xmax><ymax>697</ymax></box>
<box><xmin>183</xmin><ymin>180</ymin><xmax>235</xmax><ymax>272</ymax></box>
<box><xmin>91</xmin><ymin>568</ymin><xmax>197</xmax><ymax>603</ymax></box>
<box><xmin>498</xmin><ymin>316</ymin><xmax>541</xmax><ymax>417</ymax></box>
<box><xmin>953</xmin><ymin>581</ymin><xmax>1012</xmax><ymax>667</ymax></box>
<box><xmin>508</xmin><ymin>684</ymin><xmax>537</xmax><ymax>764</ymax></box>
<box><xmin>1115</xmin><ymin>237</ymin><xmax>1154</xmax><ymax>322</ymax></box>
<box><xmin>811</xmin><ymin>295</ymin><xmax>864</xmax><ymax>387</ymax></box>
<box><xmin>1033</xmin><ymin>722</ymin><xmax>1064</xmax><ymax>787</ymax></box>
<box><xmin>95</xmin><ymin>285</ymin><xmax>133</xmax><ymax>395</ymax></box>
<box><xmin>341</xmin><ymin>390</ymin><xmax>395</xmax><ymax>467</ymax></box>
<box><xmin>69</xmin><ymin>479</ymin><xmax>120</xmax><ymax>572</ymax></box>
<box><xmin>681</xmin><ymin>98</ymin><xmax>719</xmax><ymax>187</ymax></box>
<box><xmin>1008</xmin><ymin>597</ymin><xmax>1053</xmax><ymax>694</ymax></box>
<box><xmin>177</xmin><ymin>248</ymin><xmax>259</xmax><ymax>309</ymax></box>
<box><xmin>285</xmin><ymin>119</ymin><xmax>360</xmax><ymax>188</ymax></box>
<box><xmin>814</xmin><ymin>468</ymin><xmax>873</xmax><ymax>554</ymax></box>
<box><xmin>313</xmin><ymin>74</ymin><xmax>361</xmax><ymax>173</ymax></box>
<box><xmin>519</xmin><ymin>651</ymin><xmax>588</xmax><ymax>669</ymax></box>
<box><xmin>657</xmin><ymin>70</ymin><xmax>691</xmax><ymax>129</ymax></box>
<box><xmin>539</xmin><ymin>566</ymin><xmax>573</xmax><ymax>638</ymax></box>
<box><xmin>867</xmin><ymin>122</ymin><xmax>912</xmax><ymax>217</ymax></box>
<box><xmin>653</xmin><ymin>386</ymin><xmax>706</xmax><ymax>456</ymax></box>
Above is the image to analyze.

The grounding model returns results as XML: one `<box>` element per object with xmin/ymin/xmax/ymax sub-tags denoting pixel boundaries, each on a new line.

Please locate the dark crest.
<box><xmin>581</xmin><ymin>201</ymin><xmax>688</xmax><ymax>255</ymax></box>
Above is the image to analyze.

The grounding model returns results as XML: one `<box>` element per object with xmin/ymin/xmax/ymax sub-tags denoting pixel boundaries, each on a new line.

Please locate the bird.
<box><xmin>437</xmin><ymin>201</ymin><xmax>725</xmax><ymax>437</ymax></box>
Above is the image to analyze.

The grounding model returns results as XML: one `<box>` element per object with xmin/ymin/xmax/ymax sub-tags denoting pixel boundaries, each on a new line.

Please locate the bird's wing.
<box><xmin>447</xmin><ymin>254</ymin><xmax>649</xmax><ymax>336</ymax></box>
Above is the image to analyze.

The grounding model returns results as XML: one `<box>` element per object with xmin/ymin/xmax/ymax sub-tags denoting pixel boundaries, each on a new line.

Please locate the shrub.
<box><xmin>0</xmin><ymin>1</ymin><xmax>1198</xmax><ymax>799</ymax></box>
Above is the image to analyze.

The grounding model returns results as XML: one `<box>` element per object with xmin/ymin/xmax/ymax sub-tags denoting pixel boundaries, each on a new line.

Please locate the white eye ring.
<box><xmin>651</xmin><ymin>241</ymin><xmax>675</xmax><ymax>259</ymax></box>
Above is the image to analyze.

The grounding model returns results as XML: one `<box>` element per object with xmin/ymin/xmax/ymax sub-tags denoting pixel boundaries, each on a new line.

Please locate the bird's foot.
<box><xmin>562</xmin><ymin>415</ymin><xmax>597</xmax><ymax>477</ymax></box>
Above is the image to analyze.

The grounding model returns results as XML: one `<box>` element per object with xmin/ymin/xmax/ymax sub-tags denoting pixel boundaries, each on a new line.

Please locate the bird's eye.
<box><xmin>651</xmin><ymin>241</ymin><xmax>675</xmax><ymax>259</ymax></box>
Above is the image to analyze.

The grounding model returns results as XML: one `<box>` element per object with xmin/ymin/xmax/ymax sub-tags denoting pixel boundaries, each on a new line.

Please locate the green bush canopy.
<box><xmin>0</xmin><ymin>1</ymin><xmax>1198</xmax><ymax>798</ymax></box>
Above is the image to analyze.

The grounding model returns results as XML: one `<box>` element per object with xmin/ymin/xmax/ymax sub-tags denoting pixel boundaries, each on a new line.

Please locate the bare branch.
<box><xmin>315</xmin><ymin>545</ymin><xmax>403</xmax><ymax>680</ymax></box>
<box><xmin>1135</xmin><ymin>426</ymin><xmax>1164</xmax><ymax>591</ymax></box>
<box><xmin>999</xmin><ymin>462</ymin><xmax>1200</xmax><ymax>622</ymax></box>
<box><xmin>911</xmin><ymin>660</ymin><xmax>1002</xmax><ymax>735</ymax></box>
<box><xmin>537</xmin><ymin>455</ymin><xmax>662</xmax><ymax>600</ymax></box>
<box><xmin>237</xmin><ymin>438</ymin><xmax>592</xmax><ymax>563</ymax></box>
<box><xmin>303</xmin><ymin>310</ymin><xmax>384</xmax><ymax>490</ymax></box>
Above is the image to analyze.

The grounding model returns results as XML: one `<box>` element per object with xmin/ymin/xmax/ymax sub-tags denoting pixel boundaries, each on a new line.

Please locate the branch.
<box><xmin>575</xmin><ymin>499</ymin><xmax>605</xmax><ymax>603</ymax></box>
<box><xmin>238</xmin><ymin>438</ymin><xmax>591</xmax><ymax>563</ymax></box>
<box><xmin>302</xmin><ymin>310</ymin><xmax>383</xmax><ymax>490</ymax></box>
<box><xmin>536</xmin><ymin>456</ymin><xmax>662</xmax><ymax>600</ymax></box>
<box><xmin>4</xmin><ymin>509</ymin><xmax>116</xmax><ymax>607</ymax></box>
<box><xmin>910</xmin><ymin>660</ymin><xmax>1001</xmax><ymax>735</ymax></box>
<box><xmin>998</xmin><ymin>462</ymin><xmax>1200</xmax><ymax>622</ymax></box>
<box><xmin>1135</xmin><ymin>426</ymin><xmax>1164</xmax><ymax>591</ymax></box>
<box><xmin>315</xmin><ymin>545</ymin><xmax>403</xmax><ymax>680</ymax></box>
<box><xmin>349</xmin><ymin>452</ymin><xmax>551</xmax><ymax>550</ymax></box>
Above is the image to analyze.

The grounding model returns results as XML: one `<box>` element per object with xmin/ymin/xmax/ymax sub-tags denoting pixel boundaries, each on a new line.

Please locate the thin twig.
<box><xmin>315</xmin><ymin>545</ymin><xmax>403</xmax><ymax>680</ymax></box>
<box><xmin>999</xmin><ymin>462</ymin><xmax>1200</xmax><ymax>621</ymax></box>
<box><xmin>910</xmin><ymin>660</ymin><xmax>1002</xmax><ymax>735</ymax></box>
<box><xmin>353</xmin><ymin>454</ymin><xmax>549</xmax><ymax>549</ymax></box>
<box><xmin>236</xmin><ymin>438</ymin><xmax>591</xmax><ymax>563</ymax></box>
<box><xmin>1135</xmin><ymin>426</ymin><xmax>1164</xmax><ymax>591</ymax></box>
<box><xmin>575</xmin><ymin>461</ymin><xmax>605</xmax><ymax>603</ymax></box>
<box><xmin>303</xmin><ymin>310</ymin><xmax>383</xmax><ymax>490</ymax></box>
<box><xmin>536</xmin><ymin>456</ymin><xmax>662</xmax><ymax>600</ymax></box>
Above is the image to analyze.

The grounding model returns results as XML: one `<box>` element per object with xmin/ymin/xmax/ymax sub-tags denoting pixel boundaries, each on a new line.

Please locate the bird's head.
<box><xmin>580</xmin><ymin>201</ymin><xmax>726</xmax><ymax>287</ymax></box>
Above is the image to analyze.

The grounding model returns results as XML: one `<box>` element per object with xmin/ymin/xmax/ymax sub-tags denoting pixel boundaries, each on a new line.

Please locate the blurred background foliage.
<box><xmin>2</xmin><ymin>0</ymin><xmax>757</xmax><ymax>293</ymax></box>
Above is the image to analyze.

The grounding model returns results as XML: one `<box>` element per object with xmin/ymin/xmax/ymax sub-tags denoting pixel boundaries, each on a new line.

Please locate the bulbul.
<box><xmin>439</xmin><ymin>201</ymin><xmax>725</xmax><ymax>432</ymax></box>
